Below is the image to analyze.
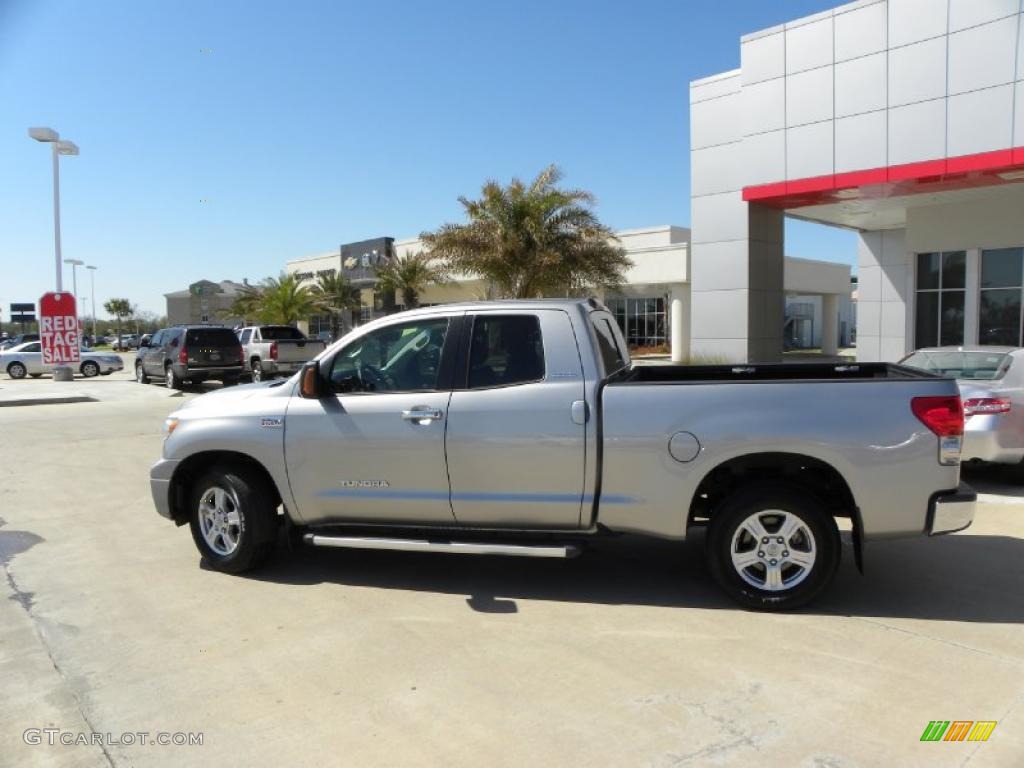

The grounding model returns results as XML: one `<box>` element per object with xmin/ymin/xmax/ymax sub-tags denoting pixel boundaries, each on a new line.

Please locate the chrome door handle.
<box><xmin>401</xmin><ymin>408</ymin><xmax>443</xmax><ymax>423</ymax></box>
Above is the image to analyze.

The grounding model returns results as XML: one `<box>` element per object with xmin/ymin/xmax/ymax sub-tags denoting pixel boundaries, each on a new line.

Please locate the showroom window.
<box><xmin>914</xmin><ymin>252</ymin><xmax>965</xmax><ymax>349</ymax></box>
<box><xmin>979</xmin><ymin>247</ymin><xmax>1024</xmax><ymax>346</ymax></box>
<box><xmin>606</xmin><ymin>297</ymin><xmax>667</xmax><ymax>350</ymax></box>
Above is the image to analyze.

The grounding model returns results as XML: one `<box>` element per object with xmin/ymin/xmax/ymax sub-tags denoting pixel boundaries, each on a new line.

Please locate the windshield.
<box><xmin>260</xmin><ymin>326</ymin><xmax>305</xmax><ymax>341</ymax></box>
<box><xmin>902</xmin><ymin>349</ymin><xmax>1012</xmax><ymax>380</ymax></box>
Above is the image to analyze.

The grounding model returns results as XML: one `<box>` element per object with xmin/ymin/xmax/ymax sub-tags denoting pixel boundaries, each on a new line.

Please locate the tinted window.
<box><xmin>591</xmin><ymin>315</ymin><xmax>627</xmax><ymax>375</ymax></box>
<box><xmin>467</xmin><ymin>315</ymin><xmax>544</xmax><ymax>389</ymax></box>
<box><xmin>329</xmin><ymin>318</ymin><xmax>449</xmax><ymax>393</ymax></box>
<box><xmin>185</xmin><ymin>328</ymin><xmax>240</xmax><ymax>347</ymax></box>
<box><xmin>259</xmin><ymin>326</ymin><xmax>304</xmax><ymax>340</ymax></box>
<box><xmin>23</xmin><ymin>342</ymin><xmax>41</xmax><ymax>353</ymax></box>
<box><xmin>239</xmin><ymin>329</ymin><xmax>252</xmax><ymax>344</ymax></box>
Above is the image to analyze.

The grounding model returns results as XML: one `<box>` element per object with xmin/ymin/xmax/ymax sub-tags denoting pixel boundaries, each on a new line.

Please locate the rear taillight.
<box><xmin>238</xmin><ymin>346</ymin><xmax>245</xmax><ymax>364</ymax></box>
<box><xmin>179</xmin><ymin>346</ymin><xmax>188</xmax><ymax>365</ymax></box>
<box><xmin>911</xmin><ymin>396</ymin><xmax>963</xmax><ymax>466</ymax></box>
<box><xmin>270</xmin><ymin>341</ymin><xmax>278</xmax><ymax>361</ymax></box>
<box><xmin>963</xmin><ymin>397</ymin><xmax>1011</xmax><ymax>417</ymax></box>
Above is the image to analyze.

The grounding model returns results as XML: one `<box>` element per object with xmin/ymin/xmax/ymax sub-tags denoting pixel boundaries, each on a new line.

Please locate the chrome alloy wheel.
<box><xmin>198</xmin><ymin>486</ymin><xmax>243</xmax><ymax>556</ymax></box>
<box><xmin>729</xmin><ymin>509</ymin><xmax>816</xmax><ymax>592</ymax></box>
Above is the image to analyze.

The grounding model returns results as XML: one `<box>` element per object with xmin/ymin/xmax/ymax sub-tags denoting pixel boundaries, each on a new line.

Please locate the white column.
<box><xmin>670</xmin><ymin>285</ymin><xmax>689</xmax><ymax>362</ymax></box>
<box><xmin>821</xmin><ymin>294</ymin><xmax>839</xmax><ymax>356</ymax></box>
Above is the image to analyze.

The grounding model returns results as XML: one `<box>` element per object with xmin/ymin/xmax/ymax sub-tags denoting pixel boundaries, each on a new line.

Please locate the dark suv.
<box><xmin>135</xmin><ymin>326</ymin><xmax>243</xmax><ymax>389</ymax></box>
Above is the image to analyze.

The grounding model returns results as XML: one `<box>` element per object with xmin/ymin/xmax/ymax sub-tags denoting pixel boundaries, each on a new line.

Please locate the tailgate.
<box><xmin>275</xmin><ymin>340</ymin><xmax>320</xmax><ymax>363</ymax></box>
<box><xmin>185</xmin><ymin>329</ymin><xmax>241</xmax><ymax>368</ymax></box>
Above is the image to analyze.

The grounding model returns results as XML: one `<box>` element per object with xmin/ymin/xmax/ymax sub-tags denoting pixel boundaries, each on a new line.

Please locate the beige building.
<box><xmin>286</xmin><ymin>226</ymin><xmax>852</xmax><ymax>358</ymax></box>
<box><xmin>165</xmin><ymin>280</ymin><xmax>249</xmax><ymax>327</ymax></box>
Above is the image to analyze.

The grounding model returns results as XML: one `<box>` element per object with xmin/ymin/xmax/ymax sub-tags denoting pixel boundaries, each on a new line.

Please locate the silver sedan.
<box><xmin>901</xmin><ymin>346</ymin><xmax>1024</xmax><ymax>466</ymax></box>
<box><xmin>0</xmin><ymin>341</ymin><xmax>124</xmax><ymax>379</ymax></box>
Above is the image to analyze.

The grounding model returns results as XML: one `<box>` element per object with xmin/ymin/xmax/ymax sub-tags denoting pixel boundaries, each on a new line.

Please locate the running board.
<box><xmin>303</xmin><ymin>533</ymin><xmax>580</xmax><ymax>559</ymax></box>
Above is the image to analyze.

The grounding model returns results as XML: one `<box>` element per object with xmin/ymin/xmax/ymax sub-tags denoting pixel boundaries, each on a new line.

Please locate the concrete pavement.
<box><xmin>0</xmin><ymin>396</ymin><xmax>1021</xmax><ymax>767</ymax></box>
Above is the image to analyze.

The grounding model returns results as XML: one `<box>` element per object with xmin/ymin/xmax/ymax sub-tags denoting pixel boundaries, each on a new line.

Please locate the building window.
<box><xmin>606</xmin><ymin>297</ymin><xmax>667</xmax><ymax>350</ymax></box>
<box><xmin>979</xmin><ymin>247</ymin><xmax>1024</xmax><ymax>346</ymax></box>
<box><xmin>915</xmin><ymin>252</ymin><xmax>965</xmax><ymax>349</ymax></box>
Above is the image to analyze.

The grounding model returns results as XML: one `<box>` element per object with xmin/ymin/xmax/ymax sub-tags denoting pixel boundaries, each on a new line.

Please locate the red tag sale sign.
<box><xmin>39</xmin><ymin>292</ymin><xmax>81</xmax><ymax>365</ymax></box>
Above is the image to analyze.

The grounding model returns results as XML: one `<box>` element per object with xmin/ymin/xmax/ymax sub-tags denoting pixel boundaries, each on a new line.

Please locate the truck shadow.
<box><xmin>242</xmin><ymin>530</ymin><xmax>1024</xmax><ymax>623</ymax></box>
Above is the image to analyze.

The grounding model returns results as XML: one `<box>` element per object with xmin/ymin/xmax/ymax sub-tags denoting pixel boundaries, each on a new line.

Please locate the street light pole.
<box><xmin>52</xmin><ymin>141</ymin><xmax>63</xmax><ymax>291</ymax></box>
<box><xmin>87</xmin><ymin>265</ymin><xmax>98</xmax><ymax>341</ymax></box>
<box><xmin>30</xmin><ymin>126</ymin><xmax>79</xmax><ymax>381</ymax></box>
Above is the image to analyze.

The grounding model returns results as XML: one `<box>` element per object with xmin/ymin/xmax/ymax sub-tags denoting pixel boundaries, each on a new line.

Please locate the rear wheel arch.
<box><xmin>687</xmin><ymin>452</ymin><xmax>862</xmax><ymax>571</ymax></box>
<box><xmin>168</xmin><ymin>451</ymin><xmax>283</xmax><ymax>526</ymax></box>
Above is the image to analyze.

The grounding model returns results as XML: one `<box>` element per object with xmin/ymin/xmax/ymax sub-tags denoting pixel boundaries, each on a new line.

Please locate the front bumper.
<box><xmin>927</xmin><ymin>482</ymin><xmax>976</xmax><ymax>536</ymax></box>
<box><xmin>150</xmin><ymin>458</ymin><xmax>180</xmax><ymax>520</ymax></box>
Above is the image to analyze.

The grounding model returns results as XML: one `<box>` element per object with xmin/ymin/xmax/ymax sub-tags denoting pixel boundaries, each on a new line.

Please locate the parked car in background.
<box><xmin>111</xmin><ymin>334</ymin><xmax>140</xmax><ymax>351</ymax></box>
<box><xmin>236</xmin><ymin>325</ymin><xmax>326</xmax><ymax>382</ymax></box>
<box><xmin>901</xmin><ymin>346</ymin><xmax>1024</xmax><ymax>468</ymax></box>
<box><xmin>151</xmin><ymin>299</ymin><xmax>975</xmax><ymax>611</ymax></box>
<box><xmin>135</xmin><ymin>326</ymin><xmax>243</xmax><ymax>389</ymax></box>
<box><xmin>1</xmin><ymin>341</ymin><xmax>123</xmax><ymax>379</ymax></box>
<box><xmin>1</xmin><ymin>333</ymin><xmax>40</xmax><ymax>351</ymax></box>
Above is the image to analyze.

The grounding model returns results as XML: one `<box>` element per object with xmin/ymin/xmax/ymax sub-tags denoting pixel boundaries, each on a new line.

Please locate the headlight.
<box><xmin>163</xmin><ymin>417</ymin><xmax>180</xmax><ymax>438</ymax></box>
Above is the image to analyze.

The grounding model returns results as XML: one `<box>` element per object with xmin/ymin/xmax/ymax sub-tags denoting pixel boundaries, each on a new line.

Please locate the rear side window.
<box><xmin>239</xmin><ymin>329</ymin><xmax>252</xmax><ymax>344</ymax></box>
<box><xmin>151</xmin><ymin>330</ymin><xmax>165</xmax><ymax>346</ymax></box>
<box><xmin>467</xmin><ymin>315</ymin><xmax>545</xmax><ymax>389</ymax></box>
<box><xmin>259</xmin><ymin>326</ymin><xmax>304</xmax><ymax>340</ymax></box>
<box><xmin>185</xmin><ymin>328</ymin><xmax>240</xmax><ymax>347</ymax></box>
<box><xmin>591</xmin><ymin>315</ymin><xmax>627</xmax><ymax>375</ymax></box>
<box><xmin>23</xmin><ymin>342</ymin><xmax>41</xmax><ymax>353</ymax></box>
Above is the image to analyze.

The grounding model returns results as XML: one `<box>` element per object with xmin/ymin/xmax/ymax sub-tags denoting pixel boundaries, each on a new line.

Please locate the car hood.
<box><xmin>177</xmin><ymin>378</ymin><xmax>294</xmax><ymax>412</ymax></box>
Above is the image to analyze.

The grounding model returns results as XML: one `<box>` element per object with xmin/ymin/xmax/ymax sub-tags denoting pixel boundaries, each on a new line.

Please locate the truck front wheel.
<box><xmin>706</xmin><ymin>483</ymin><xmax>840</xmax><ymax>611</ymax></box>
<box><xmin>188</xmin><ymin>466</ymin><xmax>279</xmax><ymax>573</ymax></box>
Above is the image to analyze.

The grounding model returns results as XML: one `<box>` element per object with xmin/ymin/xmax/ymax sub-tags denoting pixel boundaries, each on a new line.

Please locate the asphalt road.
<box><xmin>0</xmin><ymin>390</ymin><xmax>1022</xmax><ymax>767</ymax></box>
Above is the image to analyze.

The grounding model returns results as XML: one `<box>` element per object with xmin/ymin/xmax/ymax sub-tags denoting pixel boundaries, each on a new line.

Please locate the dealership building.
<box><xmin>286</xmin><ymin>227</ymin><xmax>853</xmax><ymax>355</ymax></box>
<box><xmin>691</xmin><ymin>0</ymin><xmax>1024</xmax><ymax>361</ymax></box>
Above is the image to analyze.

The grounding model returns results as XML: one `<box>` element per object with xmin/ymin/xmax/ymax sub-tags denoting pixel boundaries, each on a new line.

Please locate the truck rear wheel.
<box><xmin>188</xmin><ymin>466</ymin><xmax>278</xmax><ymax>573</ymax></box>
<box><xmin>706</xmin><ymin>483</ymin><xmax>840</xmax><ymax>611</ymax></box>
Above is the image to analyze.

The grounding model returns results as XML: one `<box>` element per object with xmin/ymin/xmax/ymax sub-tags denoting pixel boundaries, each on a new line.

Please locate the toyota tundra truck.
<box><xmin>150</xmin><ymin>300</ymin><xmax>975</xmax><ymax>610</ymax></box>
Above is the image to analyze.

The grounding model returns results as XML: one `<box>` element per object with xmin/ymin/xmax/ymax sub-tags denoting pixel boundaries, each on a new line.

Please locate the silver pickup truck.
<box><xmin>237</xmin><ymin>325</ymin><xmax>326</xmax><ymax>382</ymax></box>
<box><xmin>151</xmin><ymin>299</ymin><xmax>975</xmax><ymax>610</ymax></box>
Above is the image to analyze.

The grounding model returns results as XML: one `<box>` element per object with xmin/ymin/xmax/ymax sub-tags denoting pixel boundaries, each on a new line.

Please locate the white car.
<box><xmin>0</xmin><ymin>341</ymin><xmax>124</xmax><ymax>379</ymax></box>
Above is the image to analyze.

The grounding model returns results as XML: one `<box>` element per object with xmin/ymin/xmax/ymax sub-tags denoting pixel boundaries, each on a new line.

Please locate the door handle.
<box><xmin>401</xmin><ymin>408</ymin><xmax>443</xmax><ymax>424</ymax></box>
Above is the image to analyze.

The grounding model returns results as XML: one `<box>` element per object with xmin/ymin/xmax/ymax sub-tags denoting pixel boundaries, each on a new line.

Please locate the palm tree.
<box><xmin>103</xmin><ymin>298</ymin><xmax>133</xmax><ymax>346</ymax></box>
<box><xmin>228</xmin><ymin>274</ymin><xmax>315</xmax><ymax>325</ymax></box>
<box><xmin>374</xmin><ymin>251</ymin><xmax>448</xmax><ymax>311</ymax></box>
<box><xmin>310</xmin><ymin>271</ymin><xmax>362</xmax><ymax>338</ymax></box>
<box><xmin>420</xmin><ymin>165</ymin><xmax>631</xmax><ymax>299</ymax></box>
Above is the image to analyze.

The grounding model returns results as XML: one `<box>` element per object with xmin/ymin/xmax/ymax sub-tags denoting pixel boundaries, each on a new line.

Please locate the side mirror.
<box><xmin>139</xmin><ymin>339</ymin><xmax>150</xmax><ymax>348</ymax></box>
<box><xmin>299</xmin><ymin>360</ymin><xmax>325</xmax><ymax>398</ymax></box>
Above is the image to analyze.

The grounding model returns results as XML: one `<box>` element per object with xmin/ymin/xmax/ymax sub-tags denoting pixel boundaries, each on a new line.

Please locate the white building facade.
<box><xmin>691</xmin><ymin>0</ymin><xmax>1024</xmax><ymax>362</ymax></box>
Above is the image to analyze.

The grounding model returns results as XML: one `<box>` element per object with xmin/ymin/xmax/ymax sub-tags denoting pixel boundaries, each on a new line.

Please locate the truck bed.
<box><xmin>610</xmin><ymin>361</ymin><xmax>939</xmax><ymax>384</ymax></box>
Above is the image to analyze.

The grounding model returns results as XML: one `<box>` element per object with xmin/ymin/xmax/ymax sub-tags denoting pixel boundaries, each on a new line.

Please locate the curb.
<box><xmin>0</xmin><ymin>396</ymin><xmax>98</xmax><ymax>408</ymax></box>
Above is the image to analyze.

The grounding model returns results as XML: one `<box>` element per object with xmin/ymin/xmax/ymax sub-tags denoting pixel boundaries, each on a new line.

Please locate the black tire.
<box><xmin>7</xmin><ymin>362</ymin><xmax>27</xmax><ymax>379</ymax></box>
<box><xmin>81</xmin><ymin>361</ymin><xmax>100</xmax><ymax>378</ymax></box>
<box><xmin>136</xmin><ymin>362</ymin><xmax>149</xmax><ymax>384</ymax></box>
<box><xmin>251</xmin><ymin>359</ymin><xmax>263</xmax><ymax>383</ymax></box>
<box><xmin>706</xmin><ymin>483</ymin><xmax>840</xmax><ymax>611</ymax></box>
<box><xmin>165</xmin><ymin>364</ymin><xmax>183</xmax><ymax>390</ymax></box>
<box><xmin>30</xmin><ymin>373</ymin><xmax>43</xmax><ymax>378</ymax></box>
<box><xmin>222</xmin><ymin>376</ymin><xmax>240</xmax><ymax>387</ymax></box>
<box><xmin>188</xmin><ymin>466</ymin><xmax>278</xmax><ymax>573</ymax></box>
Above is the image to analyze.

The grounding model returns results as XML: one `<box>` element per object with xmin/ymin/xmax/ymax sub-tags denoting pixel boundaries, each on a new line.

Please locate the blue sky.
<box><xmin>0</xmin><ymin>0</ymin><xmax>855</xmax><ymax>317</ymax></box>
